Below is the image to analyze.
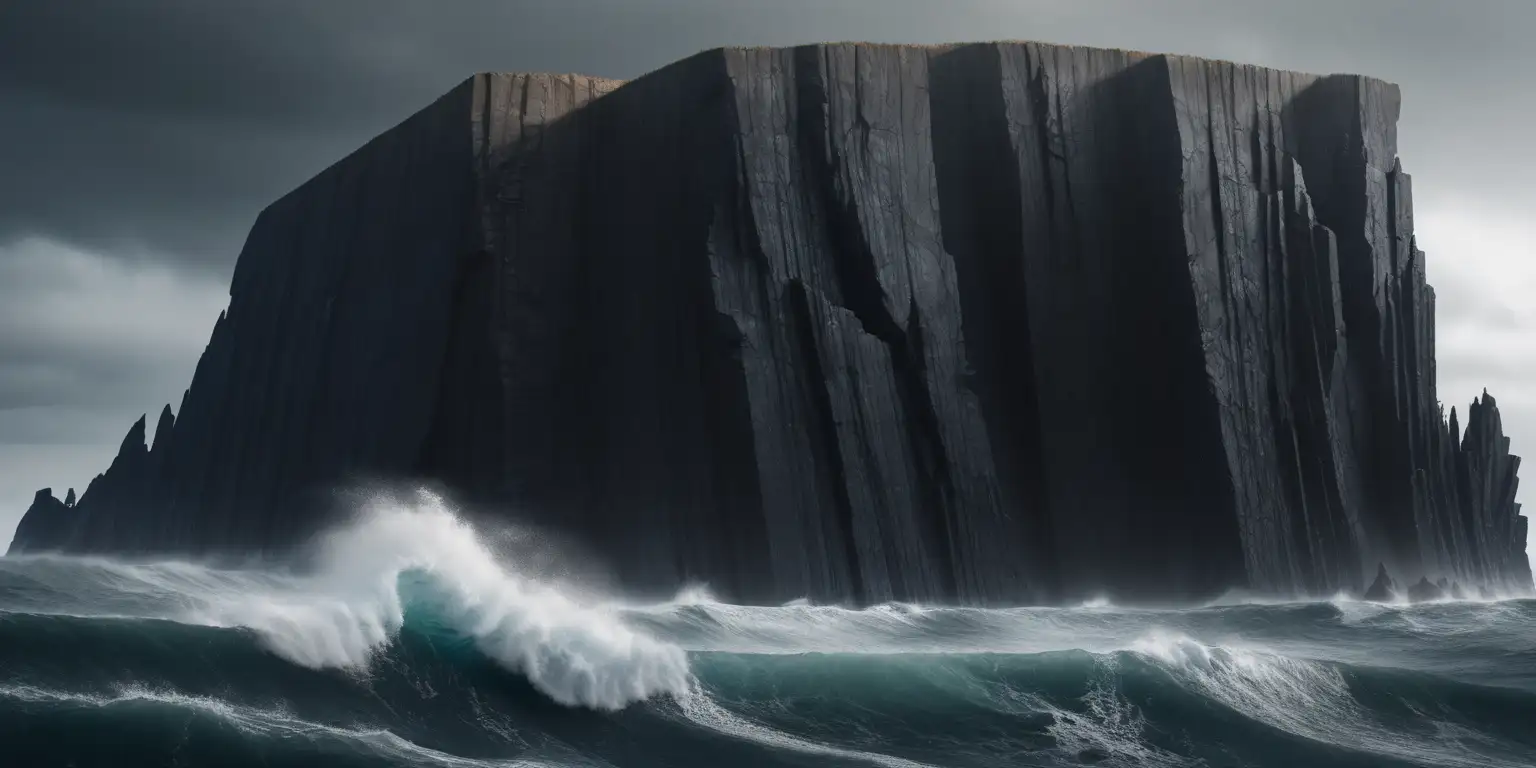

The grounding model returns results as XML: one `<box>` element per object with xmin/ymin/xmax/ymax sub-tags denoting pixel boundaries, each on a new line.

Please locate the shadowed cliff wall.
<box><xmin>11</xmin><ymin>43</ymin><xmax>1530</xmax><ymax>604</ymax></box>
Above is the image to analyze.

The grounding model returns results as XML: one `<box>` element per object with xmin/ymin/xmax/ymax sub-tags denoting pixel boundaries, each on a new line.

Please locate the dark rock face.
<box><xmin>1363</xmin><ymin>563</ymin><xmax>1397</xmax><ymax>602</ymax></box>
<box><xmin>9</xmin><ymin>490</ymin><xmax>74</xmax><ymax>552</ymax></box>
<box><xmin>1408</xmin><ymin>576</ymin><xmax>1445</xmax><ymax>602</ymax></box>
<box><xmin>8</xmin><ymin>43</ymin><xmax>1531</xmax><ymax>605</ymax></box>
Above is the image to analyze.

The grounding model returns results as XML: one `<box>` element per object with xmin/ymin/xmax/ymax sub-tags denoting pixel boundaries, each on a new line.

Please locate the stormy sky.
<box><xmin>1</xmin><ymin>0</ymin><xmax>1532</xmax><ymax>566</ymax></box>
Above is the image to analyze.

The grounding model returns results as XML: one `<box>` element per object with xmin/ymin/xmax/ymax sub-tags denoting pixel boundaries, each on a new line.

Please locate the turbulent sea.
<box><xmin>3</xmin><ymin>495</ymin><xmax>1534</xmax><ymax>768</ymax></box>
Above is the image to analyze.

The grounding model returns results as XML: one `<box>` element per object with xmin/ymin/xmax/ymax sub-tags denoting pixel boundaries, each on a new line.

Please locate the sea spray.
<box><xmin>1130</xmin><ymin>629</ymin><xmax>1527</xmax><ymax>768</ymax></box>
<box><xmin>181</xmin><ymin>491</ymin><xmax>692</xmax><ymax>710</ymax></box>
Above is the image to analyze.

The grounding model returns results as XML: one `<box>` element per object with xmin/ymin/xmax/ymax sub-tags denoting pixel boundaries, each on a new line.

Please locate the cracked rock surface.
<box><xmin>10</xmin><ymin>43</ymin><xmax>1531</xmax><ymax>604</ymax></box>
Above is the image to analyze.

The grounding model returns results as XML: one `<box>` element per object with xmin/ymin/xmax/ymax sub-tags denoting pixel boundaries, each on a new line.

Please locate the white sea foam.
<box><xmin>673</xmin><ymin>688</ymin><xmax>937</xmax><ymax>768</ymax></box>
<box><xmin>0</xmin><ymin>683</ymin><xmax>556</xmax><ymax>767</ymax></box>
<box><xmin>3</xmin><ymin>491</ymin><xmax>691</xmax><ymax>712</ymax></box>
<box><xmin>191</xmin><ymin>491</ymin><xmax>692</xmax><ymax>711</ymax></box>
<box><xmin>1130</xmin><ymin>629</ymin><xmax>1518</xmax><ymax>768</ymax></box>
<box><xmin>623</xmin><ymin>596</ymin><xmax>1124</xmax><ymax>656</ymax></box>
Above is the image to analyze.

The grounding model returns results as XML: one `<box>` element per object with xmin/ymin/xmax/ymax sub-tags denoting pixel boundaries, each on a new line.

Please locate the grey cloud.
<box><xmin>1454</xmin><ymin>299</ymin><xmax>1528</xmax><ymax>332</ymax></box>
<box><xmin>0</xmin><ymin>2</ymin><xmax>446</xmax><ymax>126</ymax></box>
<box><xmin>0</xmin><ymin>93</ymin><xmax>365</xmax><ymax>274</ymax></box>
<box><xmin>0</xmin><ymin>240</ymin><xmax>227</xmax><ymax>435</ymax></box>
<box><xmin>1431</xmin><ymin>268</ymin><xmax>1532</xmax><ymax>332</ymax></box>
<box><xmin>1438</xmin><ymin>348</ymin><xmax>1534</xmax><ymax>391</ymax></box>
<box><xmin>0</xmin><ymin>341</ymin><xmax>195</xmax><ymax>417</ymax></box>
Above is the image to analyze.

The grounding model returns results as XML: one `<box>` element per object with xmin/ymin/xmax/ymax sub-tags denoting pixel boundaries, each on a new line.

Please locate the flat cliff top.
<box><xmin>587</xmin><ymin>40</ymin><xmax>1393</xmax><ymax>92</ymax></box>
<box><xmin>268</xmin><ymin>40</ymin><xmax>1393</xmax><ymax>220</ymax></box>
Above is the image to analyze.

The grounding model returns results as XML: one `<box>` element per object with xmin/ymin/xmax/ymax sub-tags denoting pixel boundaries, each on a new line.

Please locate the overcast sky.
<box><xmin>1</xmin><ymin>1</ymin><xmax>1532</xmax><ymax>570</ymax></box>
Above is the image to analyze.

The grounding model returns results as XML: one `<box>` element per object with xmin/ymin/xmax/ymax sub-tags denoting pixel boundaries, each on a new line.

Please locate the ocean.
<box><xmin>2</xmin><ymin>492</ymin><xmax>1532</xmax><ymax>768</ymax></box>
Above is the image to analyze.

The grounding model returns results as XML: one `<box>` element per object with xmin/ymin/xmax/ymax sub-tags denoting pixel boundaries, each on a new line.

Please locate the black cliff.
<box><xmin>9</xmin><ymin>43</ymin><xmax>1531</xmax><ymax>604</ymax></box>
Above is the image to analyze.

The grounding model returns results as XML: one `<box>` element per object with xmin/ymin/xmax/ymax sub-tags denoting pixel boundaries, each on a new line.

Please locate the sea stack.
<box><xmin>1408</xmin><ymin>577</ymin><xmax>1446</xmax><ymax>602</ymax></box>
<box><xmin>1364</xmin><ymin>563</ymin><xmax>1397</xmax><ymax>602</ymax></box>
<box><xmin>8</xmin><ymin>42</ymin><xmax>1531</xmax><ymax>605</ymax></box>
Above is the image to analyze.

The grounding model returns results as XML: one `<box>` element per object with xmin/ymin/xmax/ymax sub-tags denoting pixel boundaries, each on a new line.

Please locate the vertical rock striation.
<box><xmin>9</xmin><ymin>42</ymin><xmax>1530</xmax><ymax>603</ymax></box>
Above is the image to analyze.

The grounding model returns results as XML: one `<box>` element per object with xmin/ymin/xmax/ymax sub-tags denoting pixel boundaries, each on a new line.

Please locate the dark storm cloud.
<box><xmin>0</xmin><ymin>96</ymin><xmax>361</xmax><ymax>269</ymax></box>
<box><xmin>0</xmin><ymin>240</ymin><xmax>228</xmax><ymax>428</ymax></box>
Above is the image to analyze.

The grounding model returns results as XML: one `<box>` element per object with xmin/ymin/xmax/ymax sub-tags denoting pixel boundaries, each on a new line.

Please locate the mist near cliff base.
<box><xmin>2</xmin><ymin>490</ymin><xmax>1535</xmax><ymax>767</ymax></box>
<box><xmin>291</xmin><ymin>484</ymin><xmax>624</xmax><ymax>597</ymax></box>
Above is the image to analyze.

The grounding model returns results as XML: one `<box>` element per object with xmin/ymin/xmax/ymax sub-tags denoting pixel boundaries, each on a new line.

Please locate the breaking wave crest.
<box><xmin>6</xmin><ymin>492</ymin><xmax>691</xmax><ymax>711</ymax></box>
<box><xmin>194</xmin><ymin>495</ymin><xmax>690</xmax><ymax>710</ymax></box>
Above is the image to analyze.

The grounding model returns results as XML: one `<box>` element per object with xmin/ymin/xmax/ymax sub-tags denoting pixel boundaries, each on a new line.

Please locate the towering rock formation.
<box><xmin>9</xmin><ymin>43</ymin><xmax>1531</xmax><ymax>603</ymax></box>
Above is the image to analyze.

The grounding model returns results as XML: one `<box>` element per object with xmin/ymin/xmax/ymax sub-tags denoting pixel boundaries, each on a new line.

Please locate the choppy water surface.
<box><xmin>2</xmin><ymin>493</ymin><xmax>1532</xmax><ymax>767</ymax></box>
